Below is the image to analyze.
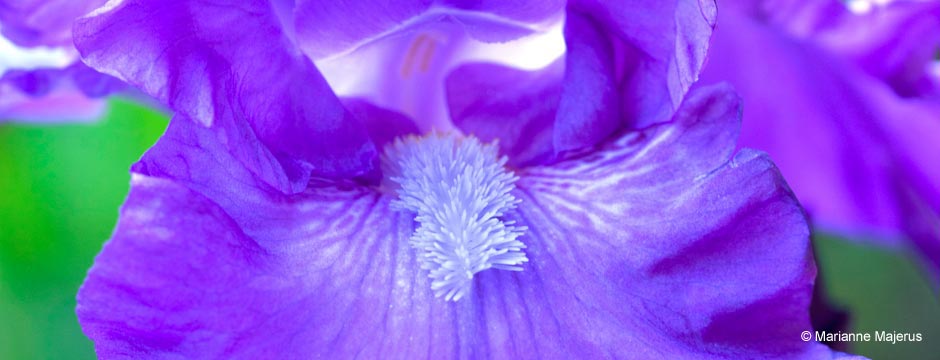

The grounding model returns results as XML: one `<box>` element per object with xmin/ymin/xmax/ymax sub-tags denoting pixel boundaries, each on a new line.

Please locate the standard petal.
<box><xmin>73</xmin><ymin>0</ymin><xmax>377</xmax><ymax>192</ymax></box>
<box><xmin>551</xmin><ymin>10</ymin><xmax>620</xmax><ymax>153</ymax></box>
<box><xmin>342</xmin><ymin>98</ymin><xmax>421</xmax><ymax>149</ymax></box>
<box><xmin>567</xmin><ymin>0</ymin><xmax>717</xmax><ymax>128</ymax></box>
<box><xmin>294</xmin><ymin>0</ymin><xmax>430</xmax><ymax>59</ymax></box>
<box><xmin>438</xmin><ymin>0</ymin><xmax>566</xmax><ymax>23</ymax></box>
<box><xmin>700</xmin><ymin>6</ymin><xmax>940</xmax><ymax>279</ymax></box>
<box><xmin>294</xmin><ymin>0</ymin><xmax>564</xmax><ymax>59</ymax></box>
<box><xmin>444</xmin><ymin>0</ymin><xmax>717</xmax><ymax>162</ymax></box>
<box><xmin>315</xmin><ymin>19</ymin><xmax>473</xmax><ymax>132</ymax></box>
<box><xmin>445</xmin><ymin>61</ymin><xmax>562</xmax><ymax>166</ymax></box>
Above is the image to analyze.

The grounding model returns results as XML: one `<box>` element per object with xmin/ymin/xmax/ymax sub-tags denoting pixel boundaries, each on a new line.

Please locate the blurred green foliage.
<box><xmin>815</xmin><ymin>235</ymin><xmax>940</xmax><ymax>359</ymax></box>
<box><xmin>0</xmin><ymin>99</ymin><xmax>167</xmax><ymax>359</ymax></box>
<box><xmin>0</xmin><ymin>99</ymin><xmax>937</xmax><ymax>359</ymax></box>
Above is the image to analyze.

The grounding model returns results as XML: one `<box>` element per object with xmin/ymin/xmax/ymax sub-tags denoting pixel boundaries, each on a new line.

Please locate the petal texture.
<box><xmin>551</xmin><ymin>10</ymin><xmax>620</xmax><ymax>152</ymax></box>
<box><xmin>566</xmin><ymin>0</ymin><xmax>717</xmax><ymax>128</ymax></box>
<box><xmin>73</xmin><ymin>0</ymin><xmax>377</xmax><ymax>192</ymax></box>
<box><xmin>79</xmin><ymin>84</ymin><xmax>852</xmax><ymax>358</ymax></box>
<box><xmin>445</xmin><ymin>61</ymin><xmax>562</xmax><ymax>166</ymax></box>
<box><xmin>315</xmin><ymin>19</ymin><xmax>474</xmax><ymax>132</ymax></box>
<box><xmin>811</xmin><ymin>0</ymin><xmax>940</xmax><ymax>98</ymax></box>
<box><xmin>720</xmin><ymin>0</ymin><xmax>940</xmax><ymax>98</ymax></box>
<box><xmin>700</xmin><ymin>4</ymin><xmax>940</xmax><ymax>280</ymax></box>
<box><xmin>511</xmin><ymin>84</ymin><xmax>821</xmax><ymax>358</ymax></box>
<box><xmin>446</xmin><ymin>0</ymin><xmax>717</xmax><ymax>162</ymax></box>
<box><xmin>294</xmin><ymin>0</ymin><xmax>565</xmax><ymax>59</ymax></box>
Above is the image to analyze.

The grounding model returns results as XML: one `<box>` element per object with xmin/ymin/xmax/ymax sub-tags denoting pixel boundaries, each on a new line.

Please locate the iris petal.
<box><xmin>446</xmin><ymin>0</ymin><xmax>718</xmax><ymax>162</ymax></box>
<box><xmin>721</xmin><ymin>0</ymin><xmax>940</xmax><ymax>98</ymax></box>
<box><xmin>700</xmin><ymin>4</ymin><xmax>940</xmax><ymax>282</ymax></box>
<box><xmin>566</xmin><ymin>0</ymin><xmax>717</xmax><ymax>128</ymax></box>
<box><xmin>74</xmin><ymin>0</ymin><xmax>378</xmax><ymax>193</ymax></box>
<box><xmin>0</xmin><ymin>83</ymin><xmax>105</xmax><ymax>122</ymax></box>
<box><xmin>445</xmin><ymin>61</ymin><xmax>562</xmax><ymax>166</ymax></box>
<box><xmin>0</xmin><ymin>62</ymin><xmax>123</xmax><ymax>122</ymax></box>
<box><xmin>809</xmin><ymin>0</ymin><xmax>940</xmax><ymax>98</ymax></box>
<box><xmin>342</xmin><ymin>98</ymin><xmax>422</xmax><ymax>149</ymax></box>
<box><xmin>552</xmin><ymin>10</ymin><xmax>620</xmax><ymax>153</ymax></box>
<box><xmin>78</xmin><ymin>84</ymin><xmax>851</xmax><ymax>358</ymax></box>
<box><xmin>294</xmin><ymin>0</ymin><xmax>564</xmax><ymax>59</ymax></box>
<box><xmin>0</xmin><ymin>1</ymin><xmax>126</xmax><ymax>123</ymax></box>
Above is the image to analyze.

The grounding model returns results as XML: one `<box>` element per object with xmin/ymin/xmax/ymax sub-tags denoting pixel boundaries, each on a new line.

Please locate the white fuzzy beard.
<box><xmin>382</xmin><ymin>133</ymin><xmax>528</xmax><ymax>301</ymax></box>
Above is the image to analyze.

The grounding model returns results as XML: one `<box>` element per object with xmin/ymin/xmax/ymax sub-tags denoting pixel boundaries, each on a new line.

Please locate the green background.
<box><xmin>0</xmin><ymin>99</ymin><xmax>937</xmax><ymax>359</ymax></box>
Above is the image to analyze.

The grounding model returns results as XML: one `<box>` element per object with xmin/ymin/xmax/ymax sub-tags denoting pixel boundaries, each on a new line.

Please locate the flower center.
<box><xmin>382</xmin><ymin>133</ymin><xmax>528</xmax><ymax>301</ymax></box>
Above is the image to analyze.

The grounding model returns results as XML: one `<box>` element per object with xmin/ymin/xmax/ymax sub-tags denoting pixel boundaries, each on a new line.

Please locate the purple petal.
<box><xmin>812</xmin><ymin>1</ymin><xmax>940</xmax><ymax>98</ymax></box>
<box><xmin>0</xmin><ymin>83</ymin><xmax>105</xmax><ymax>123</ymax></box>
<box><xmin>700</xmin><ymin>5</ymin><xmax>940</xmax><ymax>278</ymax></box>
<box><xmin>872</xmin><ymin>98</ymin><xmax>940</xmax><ymax>285</ymax></box>
<box><xmin>0</xmin><ymin>63</ymin><xmax>118</xmax><ymax>123</ymax></box>
<box><xmin>1</xmin><ymin>67</ymin><xmax>61</xmax><ymax>97</ymax></box>
<box><xmin>1</xmin><ymin>63</ymin><xmax>124</xmax><ymax>98</ymax></box>
<box><xmin>0</xmin><ymin>0</ymin><xmax>125</xmax><ymax>123</ymax></box>
<box><xmin>294</xmin><ymin>0</ymin><xmax>429</xmax><ymax>59</ymax></box>
<box><xmin>78</xmin><ymin>83</ymin><xmax>849</xmax><ymax>357</ymax></box>
<box><xmin>445</xmin><ymin>61</ymin><xmax>562</xmax><ymax>166</ymax></box>
<box><xmin>551</xmin><ymin>10</ymin><xmax>620</xmax><ymax>152</ymax></box>
<box><xmin>0</xmin><ymin>0</ymin><xmax>105</xmax><ymax>47</ymax></box>
<box><xmin>315</xmin><ymin>19</ymin><xmax>472</xmax><ymax>132</ymax></box>
<box><xmin>720</xmin><ymin>0</ymin><xmax>940</xmax><ymax>98</ymax></box>
<box><xmin>438</xmin><ymin>0</ymin><xmax>566</xmax><ymax>23</ymax></box>
<box><xmin>445</xmin><ymin>0</ymin><xmax>717</xmax><ymax>161</ymax></box>
<box><xmin>294</xmin><ymin>0</ymin><xmax>564</xmax><ymax>59</ymax></box>
<box><xmin>67</xmin><ymin>62</ymin><xmax>126</xmax><ymax>98</ymax></box>
<box><xmin>342</xmin><ymin>98</ymin><xmax>421</xmax><ymax>149</ymax></box>
<box><xmin>567</xmin><ymin>0</ymin><xmax>717</xmax><ymax>128</ymax></box>
<box><xmin>508</xmin><ymin>84</ymin><xmax>827</xmax><ymax>357</ymax></box>
<box><xmin>78</xmin><ymin>174</ymin><xmax>410</xmax><ymax>358</ymax></box>
<box><xmin>73</xmin><ymin>0</ymin><xmax>377</xmax><ymax>193</ymax></box>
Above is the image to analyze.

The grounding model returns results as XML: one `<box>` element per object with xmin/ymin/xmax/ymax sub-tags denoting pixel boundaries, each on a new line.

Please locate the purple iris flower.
<box><xmin>0</xmin><ymin>0</ymin><xmax>124</xmax><ymax>122</ymax></box>
<box><xmin>74</xmin><ymin>0</ymin><xmax>859</xmax><ymax>357</ymax></box>
<box><xmin>699</xmin><ymin>0</ymin><xmax>940</xmax><ymax>284</ymax></box>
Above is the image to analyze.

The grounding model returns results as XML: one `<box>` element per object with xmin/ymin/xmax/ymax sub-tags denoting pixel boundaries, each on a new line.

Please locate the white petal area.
<box><xmin>313</xmin><ymin>16</ymin><xmax>564</xmax><ymax>131</ymax></box>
